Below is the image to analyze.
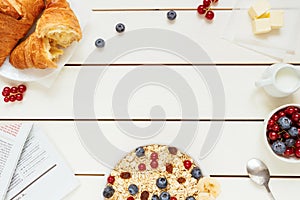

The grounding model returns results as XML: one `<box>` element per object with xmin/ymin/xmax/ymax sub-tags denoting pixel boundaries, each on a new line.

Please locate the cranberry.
<box><xmin>278</xmin><ymin>111</ymin><xmax>286</xmax><ymax>117</ymax></box>
<box><xmin>268</xmin><ymin>131</ymin><xmax>278</xmax><ymax>140</ymax></box>
<box><xmin>203</xmin><ymin>0</ymin><xmax>211</xmax><ymax>7</ymax></box>
<box><xmin>271</xmin><ymin>114</ymin><xmax>279</xmax><ymax>121</ymax></box>
<box><xmin>284</xmin><ymin>147</ymin><xmax>294</xmax><ymax>157</ymax></box>
<box><xmin>197</xmin><ymin>5</ymin><xmax>206</xmax><ymax>15</ymax></box>
<box><xmin>170</xmin><ymin>197</ymin><xmax>177</xmax><ymax>200</ymax></box>
<box><xmin>291</xmin><ymin>113</ymin><xmax>300</xmax><ymax>123</ymax></box>
<box><xmin>16</xmin><ymin>93</ymin><xmax>23</xmax><ymax>101</ymax></box>
<box><xmin>18</xmin><ymin>84</ymin><xmax>27</xmax><ymax>93</ymax></box>
<box><xmin>127</xmin><ymin>197</ymin><xmax>134</xmax><ymax>200</ymax></box>
<box><xmin>150</xmin><ymin>160</ymin><xmax>158</xmax><ymax>169</ymax></box>
<box><xmin>4</xmin><ymin>97</ymin><xmax>9</xmax><ymax>103</ymax></box>
<box><xmin>205</xmin><ymin>10</ymin><xmax>215</xmax><ymax>20</ymax></box>
<box><xmin>11</xmin><ymin>87</ymin><xmax>18</xmax><ymax>93</ymax></box>
<box><xmin>183</xmin><ymin>160</ymin><xmax>192</xmax><ymax>170</ymax></box>
<box><xmin>2</xmin><ymin>91</ymin><xmax>10</xmax><ymax>97</ymax></box>
<box><xmin>9</xmin><ymin>95</ymin><xmax>16</xmax><ymax>102</ymax></box>
<box><xmin>272</xmin><ymin>124</ymin><xmax>280</xmax><ymax>132</ymax></box>
<box><xmin>295</xmin><ymin>147</ymin><xmax>300</xmax><ymax>158</ymax></box>
<box><xmin>283</xmin><ymin>132</ymin><xmax>290</xmax><ymax>139</ymax></box>
<box><xmin>150</xmin><ymin>152</ymin><xmax>158</xmax><ymax>160</ymax></box>
<box><xmin>3</xmin><ymin>87</ymin><xmax>10</xmax><ymax>93</ymax></box>
<box><xmin>138</xmin><ymin>163</ymin><xmax>146</xmax><ymax>171</ymax></box>
<box><xmin>107</xmin><ymin>176</ymin><xmax>115</xmax><ymax>184</ymax></box>
<box><xmin>295</xmin><ymin>140</ymin><xmax>300</xmax><ymax>148</ymax></box>
<box><xmin>285</xmin><ymin>106</ymin><xmax>295</xmax><ymax>115</ymax></box>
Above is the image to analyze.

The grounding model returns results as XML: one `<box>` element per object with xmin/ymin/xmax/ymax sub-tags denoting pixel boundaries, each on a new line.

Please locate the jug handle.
<box><xmin>255</xmin><ymin>78</ymin><xmax>272</xmax><ymax>87</ymax></box>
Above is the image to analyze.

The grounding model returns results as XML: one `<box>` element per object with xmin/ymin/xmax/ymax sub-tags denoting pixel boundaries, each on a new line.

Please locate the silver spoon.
<box><xmin>246</xmin><ymin>158</ymin><xmax>275</xmax><ymax>200</ymax></box>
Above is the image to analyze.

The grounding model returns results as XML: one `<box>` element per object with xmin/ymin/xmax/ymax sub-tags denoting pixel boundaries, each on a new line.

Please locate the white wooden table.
<box><xmin>1</xmin><ymin>0</ymin><xmax>300</xmax><ymax>199</ymax></box>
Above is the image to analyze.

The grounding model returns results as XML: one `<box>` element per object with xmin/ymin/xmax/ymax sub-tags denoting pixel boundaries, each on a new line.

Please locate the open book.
<box><xmin>0</xmin><ymin>123</ymin><xmax>79</xmax><ymax>200</ymax></box>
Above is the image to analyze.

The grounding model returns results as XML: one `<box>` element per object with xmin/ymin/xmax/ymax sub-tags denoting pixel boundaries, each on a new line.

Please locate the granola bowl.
<box><xmin>102</xmin><ymin>144</ymin><xmax>221</xmax><ymax>200</ymax></box>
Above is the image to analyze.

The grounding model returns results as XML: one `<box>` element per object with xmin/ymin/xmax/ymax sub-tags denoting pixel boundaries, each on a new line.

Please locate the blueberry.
<box><xmin>95</xmin><ymin>38</ymin><xmax>105</xmax><ymax>48</ymax></box>
<box><xmin>288</xmin><ymin>127</ymin><xmax>298</xmax><ymax>137</ymax></box>
<box><xmin>285</xmin><ymin>138</ymin><xmax>296</xmax><ymax>147</ymax></box>
<box><xmin>191</xmin><ymin>167</ymin><xmax>202</xmax><ymax>180</ymax></box>
<box><xmin>116</xmin><ymin>23</ymin><xmax>125</xmax><ymax>33</ymax></box>
<box><xmin>152</xmin><ymin>195</ymin><xmax>159</xmax><ymax>200</ymax></box>
<box><xmin>128</xmin><ymin>184</ymin><xmax>139</xmax><ymax>195</ymax></box>
<box><xmin>277</xmin><ymin>117</ymin><xmax>292</xmax><ymax>130</ymax></box>
<box><xmin>135</xmin><ymin>147</ymin><xmax>145</xmax><ymax>157</ymax></box>
<box><xmin>159</xmin><ymin>192</ymin><xmax>170</xmax><ymax>200</ymax></box>
<box><xmin>103</xmin><ymin>186</ymin><xmax>115</xmax><ymax>198</ymax></box>
<box><xmin>186</xmin><ymin>197</ymin><xmax>196</xmax><ymax>200</ymax></box>
<box><xmin>271</xmin><ymin>141</ymin><xmax>286</xmax><ymax>155</ymax></box>
<box><xmin>167</xmin><ymin>10</ymin><xmax>177</xmax><ymax>20</ymax></box>
<box><xmin>156</xmin><ymin>177</ymin><xmax>168</xmax><ymax>189</ymax></box>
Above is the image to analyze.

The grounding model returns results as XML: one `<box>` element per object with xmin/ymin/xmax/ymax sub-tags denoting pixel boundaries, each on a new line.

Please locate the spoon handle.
<box><xmin>264</xmin><ymin>184</ymin><xmax>276</xmax><ymax>200</ymax></box>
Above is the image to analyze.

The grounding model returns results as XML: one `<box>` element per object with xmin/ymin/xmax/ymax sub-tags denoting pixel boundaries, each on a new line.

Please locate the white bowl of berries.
<box><xmin>264</xmin><ymin>104</ymin><xmax>300</xmax><ymax>163</ymax></box>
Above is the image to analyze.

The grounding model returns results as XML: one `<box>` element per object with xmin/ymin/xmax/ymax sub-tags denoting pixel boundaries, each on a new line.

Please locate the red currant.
<box><xmin>107</xmin><ymin>175</ymin><xmax>115</xmax><ymax>184</ymax></box>
<box><xmin>2</xmin><ymin>91</ymin><xmax>10</xmax><ymax>97</ymax></box>
<box><xmin>283</xmin><ymin>132</ymin><xmax>290</xmax><ymax>139</ymax></box>
<box><xmin>294</xmin><ymin>107</ymin><xmax>299</xmax><ymax>113</ymax></box>
<box><xmin>285</xmin><ymin>106</ymin><xmax>295</xmax><ymax>115</ymax></box>
<box><xmin>267</xmin><ymin>119</ymin><xmax>275</xmax><ymax>126</ymax></box>
<box><xmin>278</xmin><ymin>111</ymin><xmax>286</xmax><ymax>117</ymax></box>
<box><xmin>127</xmin><ymin>197</ymin><xmax>134</xmax><ymax>200</ymax></box>
<box><xmin>272</xmin><ymin>124</ymin><xmax>280</xmax><ymax>132</ymax></box>
<box><xmin>150</xmin><ymin>160</ymin><xmax>158</xmax><ymax>169</ymax></box>
<box><xmin>284</xmin><ymin>147</ymin><xmax>294</xmax><ymax>157</ymax></box>
<box><xmin>150</xmin><ymin>152</ymin><xmax>158</xmax><ymax>160</ymax></box>
<box><xmin>197</xmin><ymin>5</ymin><xmax>206</xmax><ymax>15</ymax></box>
<box><xmin>268</xmin><ymin>131</ymin><xmax>278</xmax><ymax>140</ymax></box>
<box><xmin>271</xmin><ymin>114</ymin><xmax>279</xmax><ymax>121</ymax></box>
<box><xmin>18</xmin><ymin>84</ymin><xmax>27</xmax><ymax>93</ymax></box>
<box><xmin>295</xmin><ymin>147</ymin><xmax>300</xmax><ymax>158</ymax></box>
<box><xmin>16</xmin><ymin>93</ymin><xmax>23</xmax><ymax>101</ymax></box>
<box><xmin>295</xmin><ymin>140</ymin><xmax>300</xmax><ymax>148</ymax></box>
<box><xmin>138</xmin><ymin>163</ymin><xmax>146</xmax><ymax>171</ymax></box>
<box><xmin>183</xmin><ymin>160</ymin><xmax>192</xmax><ymax>170</ymax></box>
<box><xmin>9</xmin><ymin>95</ymin><xmax>16</xmax><ymax>102</ymax></box>
<box><xmin>170</xmin><ymin>197</ymin><xmax>177</xmax><ymax>200</ymax></box>
<box><xmin>203</xmin><ymin>0</ymin><xmax>211</xmax><ymax>7</ymax></box>
<box><xmin>291</xmin><ymin>113</ymin><xmax>300</xmax><ymax>123</ymax></box>
<box><xmin>205</xmin><ymin>10</ymin><xmax>215</xmax><ymax>20</ymax></box>
<box><xmin>4</xmin><ymin>97</ymin><xmax>9</xmax><ymax>103</ymax></box>
<box><xmin>212</xmin><ymin>0</ymin><xmax>218</xmax><ymax>3</ymax></box>
<box><xmin>11</xmin><ymin>87</ymin><xmax>18</xmax><ymax>93</ymax></box>
<box><xmin>3</xmin><ymin>86</ymin><xmax>10</xmax><ymax>93</ymax></box>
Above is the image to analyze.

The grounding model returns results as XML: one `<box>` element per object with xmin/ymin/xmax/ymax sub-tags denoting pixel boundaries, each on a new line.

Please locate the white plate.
<box><xmin>0</xmin><ymin>0</ymin><xmax>90</xmax><ymax>82</ymax></box>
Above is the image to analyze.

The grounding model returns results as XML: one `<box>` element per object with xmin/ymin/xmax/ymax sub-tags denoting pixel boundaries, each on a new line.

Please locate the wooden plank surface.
<box><xmin>10</xmin><ymin>121</ymin><xmax>299</xmax><ymax>176</ymax></box>
<box><xmin>1</xmin><ymin>66</ymin><xmax>299</xmax><ymax>120</ymax></box>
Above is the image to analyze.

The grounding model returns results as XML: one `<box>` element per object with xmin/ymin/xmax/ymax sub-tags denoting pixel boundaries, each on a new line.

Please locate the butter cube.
<box><xmin>248</xmin><ymin>0</ymin><xmax>271</xmax><ymax>19</ymax></box>
<box><xmin>270</xmin><ymin>10</ymin><xmax>284</xmax><ymax>29</ymax></box>
<box><xmin>252</xmin><ymin>18</ymin><xmax>271</xmax><ymax>34</ymax></box>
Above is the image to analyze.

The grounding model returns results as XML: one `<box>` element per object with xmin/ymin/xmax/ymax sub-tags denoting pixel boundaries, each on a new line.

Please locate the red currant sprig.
<box><xmin>197</xmin><ymin>0</ymin><xmax>218</xmax><ymax>20</ymax></box>
<box><xmin>2</xmin><ymin>84</ymin><xmax>27</xmax><ymax>103</ymax></box>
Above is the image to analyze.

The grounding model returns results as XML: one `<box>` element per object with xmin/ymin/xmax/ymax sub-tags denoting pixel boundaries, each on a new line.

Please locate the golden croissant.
<box><xmin>10</xmin><ymin>0</ymin><xmax>82</xmax><ymax>69</ymax></box>
<box><xmin>0</xmin><ymin>0</ymin><xmax>45</xmax><ymax>66</ymax></box>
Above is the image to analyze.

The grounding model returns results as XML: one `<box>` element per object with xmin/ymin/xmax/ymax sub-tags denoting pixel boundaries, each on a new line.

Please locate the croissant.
<box><xmin>10</xmin><ymin>0</ymin><xmax>82</xmax><ymax>69</ymax></box>
<box><xmin>0</xmin><ymin>0</ymin><xmax>45</xmax><ymax>66</ymax></box>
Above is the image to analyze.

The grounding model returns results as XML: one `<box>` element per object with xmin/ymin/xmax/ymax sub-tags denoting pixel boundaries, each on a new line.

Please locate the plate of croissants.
<box><xmin>0</xmin><ymin>0</ymin><xmax>89</xmax><ymax>82</ymax></box>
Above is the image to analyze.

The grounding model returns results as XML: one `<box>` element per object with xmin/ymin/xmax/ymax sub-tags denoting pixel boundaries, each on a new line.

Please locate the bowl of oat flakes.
<box><xmin>102</xmin><ymin>144</ymin><xmax>221</xmax><ymax>200</ymax></box>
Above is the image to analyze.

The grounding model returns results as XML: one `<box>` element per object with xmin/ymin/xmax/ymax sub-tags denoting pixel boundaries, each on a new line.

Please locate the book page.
<box><xmin>0</xmin><ymin>123</ymin><xmax>33</xmax><ymax>200</ymax></box>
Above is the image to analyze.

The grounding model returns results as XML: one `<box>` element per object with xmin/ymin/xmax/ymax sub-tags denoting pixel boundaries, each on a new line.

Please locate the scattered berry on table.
<box><xmin>136</xmin><ymin>147</ymin><xmax>145</xmax><ymax>157</ymax></box>
<box><xmin>277</xmin><ymin>116</ymin><xmax>292</xmax><ymax>130</ymax></box>
<box><xmin>116</xmin><ymin>23</ymin><xmax>125</xmax><ymax>33</ymax></box>
<box><xmin>191</xmin><ymin>167</ymin><xmax>202</xmax><ymax>179</ymax></box>
<box><xmin>197</xmin><ymin>5</ymin><xmax>206</xmax><ymax>15</ymax></box>
<box><xmin>11</xmin><ymin>86</ymin><xmax>17</xmax><ymax>93</ymax></box>
<box><xmin>159</xmin><ymin>192</ymin><xmax>170</xmax><ymax>200</ymax></box>
<box><xmin>271</xmin><ymin>141</ymin><xmax>286</xmax><ymax>155</ymax></box>
<box><xmin>103</xmin><ymin>186</ymin><xmax>115</xmax><ymax>198</ymax></box>
<box><xmin>156</xmin><ymin>177</ymin><xmax>168</xmax><ymax>189</ymax></box>
<box><xmin>288</xmin><ymin>127</ymin><xmax>298</xmax><ymax>137</ymax></box>
<box><xmin>95</xmin><ymin>38</ymin><xmax>105</xmax><ymax>48</ymax></box>
<box><xmin>16</xmin><ymin>93</ymin><xmax>23</xmax><ymax>101</ymax></box>
<box><xmin>128</xmin><ymin>184</ymin><xmax>139</xmax><ymax>195</ymax></box>
<box><xmin>203</xmin><ymin>0</ymin><xmax>211</xmax><ymax>8</ymax></box>
<box><xmin>2</xmin><ymin>84</ymin><xmax>27</xmax><ymax>103</ymax></box>
<box><xmin>167</xmin><ymin>10</ymin><xmax>177</xmax><ymax>20</ymax></box>
<box><xmin>9</xmin><ymin>95</ymin><xmax>16</xmax><ymax>102</ymax></box>
<box><xmin>18</xmin><ymin>84</ymin><xmax>26</xmax><ymax>93</ymax></box>
<box><xmin>4</xmin><ymin>97</ymin><xmax>9</xmax><ymax>102</ymax></box>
